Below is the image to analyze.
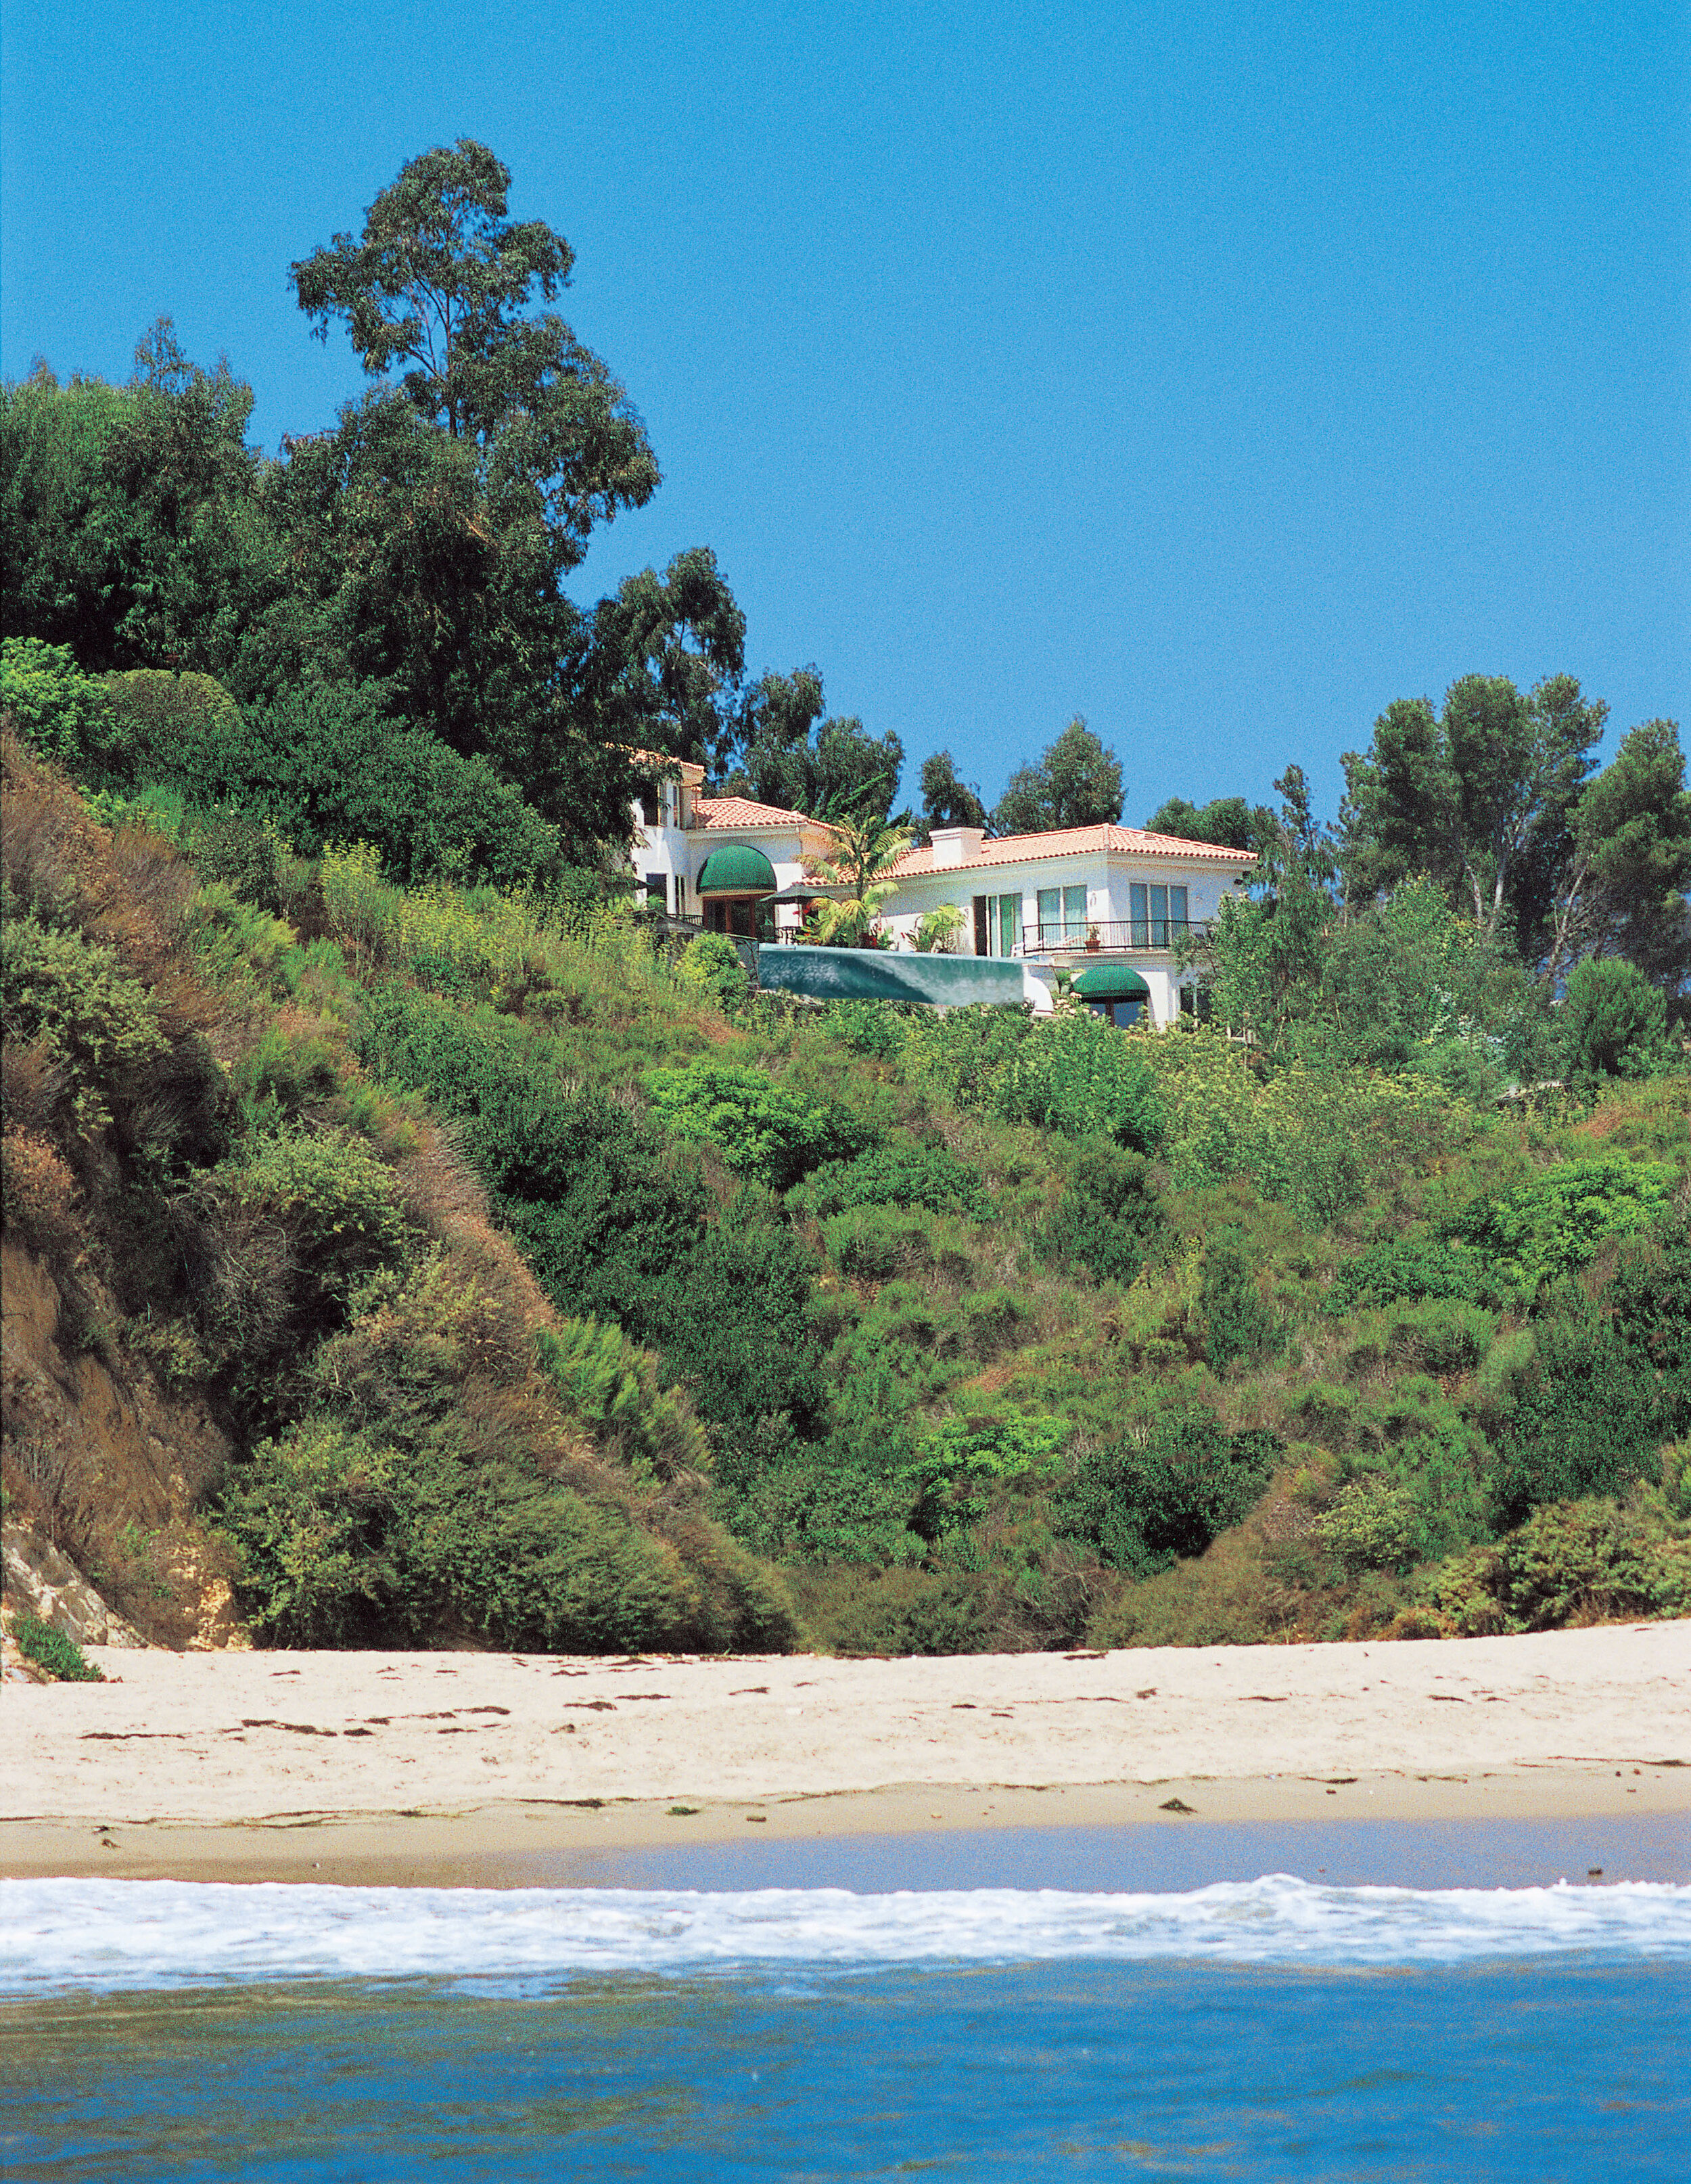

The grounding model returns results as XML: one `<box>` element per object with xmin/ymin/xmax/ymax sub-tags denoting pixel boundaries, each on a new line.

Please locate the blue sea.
<box><xmin>5</xmin><ymin>1818</ymin><xmax>1688</xmax><ymax>2179</ymax></box>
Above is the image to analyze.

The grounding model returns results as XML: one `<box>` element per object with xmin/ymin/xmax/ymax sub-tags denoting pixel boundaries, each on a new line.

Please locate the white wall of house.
<box><xmin>879</xmin><ymin>836</ymin><xmax>1251</xmax><ymax>1026</ymax></box>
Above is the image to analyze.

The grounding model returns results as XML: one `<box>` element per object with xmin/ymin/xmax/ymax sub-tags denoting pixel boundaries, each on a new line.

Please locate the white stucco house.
<box><xmin>626</xmin><ymin>760</ymin><xmax>1255</xmax><ymax>1026</ymax></box>
<box><xmin>879</xmin><ymin>823</ymin><xmax>1256</xmax><ymax>1024</ymax></box>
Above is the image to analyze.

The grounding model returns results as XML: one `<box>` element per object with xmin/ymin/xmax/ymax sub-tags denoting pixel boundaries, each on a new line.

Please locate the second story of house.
<box><xmin>881</xmin><ymin>823</ymin><xmax>1256</xmax><ymax>958</ymax></box>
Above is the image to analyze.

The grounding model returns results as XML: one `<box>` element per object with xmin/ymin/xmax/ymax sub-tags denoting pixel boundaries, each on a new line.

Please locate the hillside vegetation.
<box><xmin>3</xmin><ymin>725</ymin><xmax>1684</xmax><ymax>1653</ymax></box>
<box><xmin>0</xmin><ymin>733</ymin><xmax>792</xmax><ymax>1652</ymax></box>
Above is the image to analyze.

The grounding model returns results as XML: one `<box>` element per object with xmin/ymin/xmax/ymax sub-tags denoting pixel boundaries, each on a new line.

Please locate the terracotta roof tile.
<box><xmin>693</xmin><ymin>794</ymin><xmax>819</xmax><ymax>830</ymax></box>
<box><xmin>890</xmin><ymin>824</ymin><xmax>1255</xmax><ymax>876</ymax></box>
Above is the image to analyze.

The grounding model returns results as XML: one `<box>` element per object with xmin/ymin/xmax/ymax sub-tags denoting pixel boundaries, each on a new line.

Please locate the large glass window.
<box><xmin>998</xmin><ymin>893</ymin><xmax>1019</xmax><ymax>957</ymax></box>
<box><xmin>1170</xmin><ymin>884</ymin><xmax>1188</xmax><ymax>940</ymax></box>
<box><xmin>1130</xmin><ymin>883</ymin><xmax>1148</xmax><ymax>947</ymax></box>
<box><xmin>1063</xmin><ymin>884</ymin><xmax>1087</xmax><ymax>936</ymax></box>
<box><xmin>1036</xmin><ymin>888</ymin><xmax>1061</xmax><ymax>947</ymax></box>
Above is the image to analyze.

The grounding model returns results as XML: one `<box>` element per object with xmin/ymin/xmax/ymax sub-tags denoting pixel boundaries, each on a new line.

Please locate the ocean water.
<box><xmin>4</xmin><ymin>1836</ymin><xmax>1688</xmax><ymax>2179</ymax></box>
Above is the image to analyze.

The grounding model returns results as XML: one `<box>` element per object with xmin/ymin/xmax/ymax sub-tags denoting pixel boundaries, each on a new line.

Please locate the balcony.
<box><xmin>1017</xmin><ymin>918</ymin><xmax>1209</xmax><ymax>958</ymax></box>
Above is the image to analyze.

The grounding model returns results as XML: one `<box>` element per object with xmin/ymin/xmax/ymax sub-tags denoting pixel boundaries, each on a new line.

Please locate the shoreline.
<box><xmin>6</xmin><ymin>1622</ymin><xmax>1686</xmax><ymax>1884</ymax></box>
<box><xmin>5</xmin><ymin>1765</ymin><xmax>1690</xmax><ymax>1886</ymax></box>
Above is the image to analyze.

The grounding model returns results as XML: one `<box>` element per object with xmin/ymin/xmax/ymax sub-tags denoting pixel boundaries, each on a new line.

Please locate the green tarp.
<box><xmin>754</xmin><ymin>944</ymin><xmax>1036</xmax><ymax>1009</ymax></box>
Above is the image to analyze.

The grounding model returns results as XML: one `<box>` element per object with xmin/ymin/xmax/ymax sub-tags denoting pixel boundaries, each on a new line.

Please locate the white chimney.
<box><xmin>930</xmin><ymin>825</ymin><xmax>986</xmax><ymax>869</ymax></box>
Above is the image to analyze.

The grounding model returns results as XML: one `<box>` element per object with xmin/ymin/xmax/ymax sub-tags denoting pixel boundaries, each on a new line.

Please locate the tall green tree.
<box><xmin>1340</xmin><ymin>673</ymin><xmax>1606</xmax><ymax>951</ymax></box>
<box><xmin>722</xmin><ymin>667</ymin><xmax>904</xmax><ymax>818</ymax></box>
<box><xmin>917</xmin><ymin>749</ymin><xmax>988</xmax><ymax>836</ymax></box>
<box><xmin>1</xmin><ymin>325</ymin><xmax>282</xmax><ymax>687</ymax></box>
<box><xmin>992</xmin><ymin>716</ymin><xmax>1123</xmax><ymax>835</ymax></box>
<box><xmin>566</xmin><ymin>547</ymin><xmax>746</xmax><ymax>778</ymax></box>
<box><xmin>285</xmin><ymin>141</ymin><xmax>661</xmax><ymax>799</ymax></box>
<box><xmin>1547</xmin><ymin>718</ymin><xmax>1691</xmax><ymax>1010</ymax></box>
<box><xmin>1145</xmin><ymin>793</ymin><xmax>1260</xmax><ymax>852</ymax></box>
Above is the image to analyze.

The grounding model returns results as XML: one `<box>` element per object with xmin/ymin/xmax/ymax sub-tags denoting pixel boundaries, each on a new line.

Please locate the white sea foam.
<box><xmin>4</xmin><ymin>1875</ymin><xmax>1689</xmax><ymax>1992</ymax></box>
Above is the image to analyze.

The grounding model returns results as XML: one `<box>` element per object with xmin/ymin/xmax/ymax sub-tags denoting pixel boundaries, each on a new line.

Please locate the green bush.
<box><xmin>644</xmin><ymin>1060</ymin><xmax>877</xmax><ymax>1191</ymax></box>
<box><xmin>1037</xmin><ymin>1139</ymin><xmax>1166</xmax><ymax>1286</ymax></box>
<box><xmin>1426</xmin><ymin>1464</ymin><xmax>1690</xmax><ymax>1634</ymax></box>
<box><xmin>1318</xmin><ymin>1477</ymin><xmax>1420</xmax><ymax>1574</ymax></box>
<box><xmin>1488</xmin><ymin>1302</ymin><xmax>1674</xmax><ymax>1526</ymax></box>
<box><xmin>536</xmin><ymin>1318</ymin><xmax>711</xmax><ymax>1483</ymax></box>
<box><xmin>1383</xmin><ymin>1298</ymin><xmax>1497</xmax><ymax>1375</ymax></box>
<box><xmin>823</xmin><ymin>1202</ymin><xmax>933</xmax><ymax>1281</ymax></box>
<box><xmin>216</xmin><ymin>1415</ymin><xmax>714</xmax><ymax>1652</ymax></box>
<box><xmin>904</xmin><ymin>1414</ymin><xmax>1070</xmax><ymax>1543</ymax></box>
<box><xmin>818</xmin><ymin>999</ymin><xmax>918</xmax><ymax>1060</ymax></box>
<box><xmin>1560</xmin><ymin>957</ymin><xmax>1672</xmax><ymax>1083</ymax></box>
<box><xmin>1</xmin><ymin>638</ymin><xmax>126</xmax><ymax>771</ymax></box>
<box><xmin>14</xmin><ymin>1612</ymin><xmax>104</xmax><ymax>1681</ymax></box>
<box><xmin>998</xmin><ymin>1009</ymin><xmax>1165</xmax><ymax>1151</ymax></box>
<box><xmin>1452</xmin><ymin>1157</ymin><xmax>1675</xmax><ymax>1297</ymax></box>
<box><xmin>1201</xmin><ymin>1240</ymin><xmax>1278</xmax><ymax>1369</ymax></box>
<box><xmin>218</xmin><ymin>1127</ymin><xmax>409</xmax><ymax>1301</ymax></box>
<box><xmin>184</xmin><ymin>806</ymin><xmax>285</xmax><ymax>912</ymax></box>
<box><xmin>1</xmin><ymin>912</ymin><xmax>168</xmax><ymax>1133</ymax></box>
<box><xmin>107</xmin><ymin>673</ymin><xmax>564</xmax><ymax>891</ymax></box>
<box><xmin>1055</xmin><ymin>1410</ymin><xmax>1280</xmax><ymax>1575</ymax></box>
<box><xmin>742</xmin><ymin>1459</ymin><xmax>927</xmax><ymax>1567</ymax></box>
<box><xmin>800</xmin><ymin>1140</ymin><xmax>989</xmax><ymax>1222</ymax></box>
<box><xmin>676</xmin><ymin>933</ymin><xmax>749</xmax><ymax>1014</ymax></box>
<box><xmin>1324</xmin><ymin>1237</ymin><xmax>1485</xmax><ymax>1315</ymax></box>
<box><xmin>798</xmin><ymin>1564</ymin><xmax>997</xmax><ymax>1655</ymax></box>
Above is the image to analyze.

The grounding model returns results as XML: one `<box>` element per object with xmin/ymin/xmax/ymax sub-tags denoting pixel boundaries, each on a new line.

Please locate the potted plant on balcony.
<box><xmin>1084</xmin><ymin>924</ymin><xmax>1101</xmax><ymax>953</ymax></box>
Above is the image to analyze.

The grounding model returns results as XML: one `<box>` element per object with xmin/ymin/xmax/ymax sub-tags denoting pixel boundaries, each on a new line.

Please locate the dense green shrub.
<box><xmin>904</xmin><ymin>1414</ymin><xmax>1071</xmax><ymax>1543</ymax></box>
<box><xmin>1201</xmin><ymin>1240</ymin><xmax>1278</xmax><ymax>1369</ymax></box>
<box><xmin>799</xmin><ymin>1564</ymin><xmax>998</xmax><ymax>1656</ymax></box>
<box><xmin>1382</xmin><ymin>1298</ymin><xmax>1496</xmax><ymax>1375</ymax></box>
<box><xmin>644</xmin><ymin>1060</ymin><xmax>876</xmax><ymax>1191</ymax></box>
<box><xmin>1036</xmin><ymin>1139</ymin><xmax>1166</xmax><ymax>1286</ymax></box>
<box><xmin>644</xmin><ymin>1199</ymin><xmax>830</xmax><ymax>1478</ymax></box>
<box><xmin>184</xmin><ymin>806</ymin><xmax>286</xmax><ymax>912</ymax></box>
<box><xmin>1324</xmin><ymin>1237</ymin><xmax>1486</xmax><ymax>1315</ymax></box>
<box><xmin>107</xmin><ymin>674</ymin><xmax>564</xmax><ymax>891</ymax></box>
<box><xmin>1451</xmin><ymin>1157</ymin><xmax>1675</xmax><ymax>1297</ymax></box>
<box><xmin>823</xmin><ymin>1202</ymin><xmax>934</xmax><ymax>1281</ymax></box>
<box><xmin>217</xmin><ymin>1127</ymin><xmax>409</xmax><ymax>1302</ymax></box>
<box><xmin>1560</xmin><ymin>957</ymin><xmax>1672</xmax><ymax>1083</ymax></box>
<box><xmin>0</xmin><ymin>638</ymin><xmax>124</xmax><ymax>771</ymax></box>
<box><xmin>536</xmin><ymin>1318</ymin><xmax>711</xmax><ymax>1483</ymax></box>
<box><xmin>14</xmin><ymin>1612</ymin><xmax>104</xmax><ymax>1681</ymax></box>
<box><xmin>742</xmin><ymin>1459</ymin><xmax>927</xmax><ymax>1568</ymax></box>
<box><xmin>817</xmin><ymin>999</ymin><xmax>919</xmax><ymax>1060</ymax></box>
<box><xmin>1</xmin><ymin>912</ymin><xmax>166</xmax><ymax>1131</ymax></box>
<box><xmin>675</xmin><ymin>932</ymin><xmax>749</xmax><ymax>1014</ymax></box>
<box><xmin>1426</xmin><ymin>1459</ymin><xmax>1689</xmax><ymax>1633</ymax></box>
<box><xmin>800</xmin><ymin>1140</ymin><xmax>989</xmax><ymax>1222</ymax></box>
<box><xmin>216</xmin><ymin>1415</ymin><xmax>710</xmax><ymax>1652</ymax></box>
<box><xmin>998</xmin><ymin>1009</ymin><xmax>1165</xmax><ymax>1150</ymax></box>
<box><xmin>1055</xmin><ymin>1411</ymin><xmax>1280</xmax><ymax>1576</ymax></box>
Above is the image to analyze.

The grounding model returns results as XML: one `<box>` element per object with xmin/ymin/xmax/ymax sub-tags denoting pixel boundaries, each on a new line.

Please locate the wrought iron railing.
<box><xmin>1018</xmin><ymin>918</ymin><xmax>1209</xmax><ymax>955</ymax></box>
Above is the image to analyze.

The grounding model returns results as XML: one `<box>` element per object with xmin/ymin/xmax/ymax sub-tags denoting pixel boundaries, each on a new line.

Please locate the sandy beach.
<box><xmin>4</xmin><ymin>1621</ymin><xmax>1687</xmax><ymax>1880</ymax></box>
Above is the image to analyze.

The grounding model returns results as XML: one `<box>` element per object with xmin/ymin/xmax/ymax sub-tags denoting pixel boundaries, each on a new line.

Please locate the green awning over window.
<box><xmin>697</xmin><ymin>844</ymin><xmax>778</xmax><ymax>894</ymax></box>
<box><xmin>1070</xmin><ymin>963</ymin><xmax>1151</xmax><ymax>1001</ymax></box>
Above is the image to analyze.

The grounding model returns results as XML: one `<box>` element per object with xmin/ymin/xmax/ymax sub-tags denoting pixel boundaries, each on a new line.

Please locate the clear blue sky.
<box><xmin>4</xmin><ymin>0</ymin><xmax>1685</xmax><ymax>821</ymax></box>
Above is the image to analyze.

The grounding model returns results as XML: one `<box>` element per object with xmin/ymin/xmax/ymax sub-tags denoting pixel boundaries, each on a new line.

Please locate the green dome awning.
<box><xmin>697</xmin><ymin>844</ymin><xmax>778</xmax><ymax>894</ymax></box>
<box><xmin>1071</xmin><ymin>963</ymin><xmax>1151</xmax><ymax>1002</ymax></box>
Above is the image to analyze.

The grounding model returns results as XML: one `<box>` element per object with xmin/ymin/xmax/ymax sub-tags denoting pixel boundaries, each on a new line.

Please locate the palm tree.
<box><xmin>802</xmin><ymin>804</ymin><xmax>914</xmax><ymax>947</ymax></box>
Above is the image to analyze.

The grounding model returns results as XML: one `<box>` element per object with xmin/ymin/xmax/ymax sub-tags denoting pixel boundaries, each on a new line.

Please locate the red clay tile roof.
<box><xmin>693</xmin><ymin>794</ymin><xmax>821</xmax><ymax>829</ymax></box>
<box><xmin>891</xmin><ymin>824</ymin><xmax>1256</xmax><ymax>876</ymax></box>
